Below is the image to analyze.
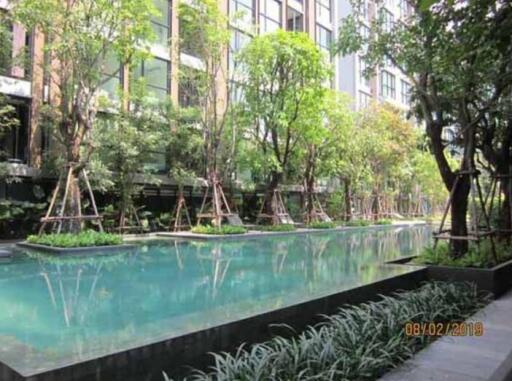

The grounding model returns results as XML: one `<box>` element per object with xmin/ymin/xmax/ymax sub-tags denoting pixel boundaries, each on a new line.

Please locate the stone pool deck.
<box><xmin>379</xmin><ymin>290</ymin><xmax>512</xmax><ymax>381</ymax></box>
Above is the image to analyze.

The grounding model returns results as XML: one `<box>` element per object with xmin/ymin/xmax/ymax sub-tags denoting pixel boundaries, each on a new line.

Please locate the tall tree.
<box><xmin>238</xmin><ymin>30</ymin><xmax>330</xmax><ymax>221</ymax></box>
<box><xmin>10</xmin><ymin>0</ymin><xmax>157</xmax><ymax>232</ymax></box>
<box><xmin>336</xmin><ymin>0</ymin><xmax>512</xmax><ymax>255</ymax></box>
<box><xmin>301</xmin><ymin>91</ymin><xmax>354</xmax><ymax>222</ymax></box>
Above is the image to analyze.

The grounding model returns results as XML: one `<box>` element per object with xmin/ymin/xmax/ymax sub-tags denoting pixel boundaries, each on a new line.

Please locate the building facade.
<box><xmin>0</xmin><ymin>0</ymin><xmax>338</xmax><ymax>170</ymax></box>
<box><xmin>336</xmin><ymin>0</ymin><xmax>413</xmax><ymax>111</ymax></box>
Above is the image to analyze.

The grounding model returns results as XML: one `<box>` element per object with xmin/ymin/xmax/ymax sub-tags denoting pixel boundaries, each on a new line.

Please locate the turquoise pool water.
<box><xmin>0</xmin><ymin>225</ymin><xmax>430</xmax><ymax>375</ymax></box>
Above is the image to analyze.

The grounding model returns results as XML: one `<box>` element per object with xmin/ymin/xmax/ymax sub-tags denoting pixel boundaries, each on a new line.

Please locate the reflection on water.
<box><xmin>0</xmin><ymin>225</ymin><xmax>431</xmax><ymax>374</ymax></box>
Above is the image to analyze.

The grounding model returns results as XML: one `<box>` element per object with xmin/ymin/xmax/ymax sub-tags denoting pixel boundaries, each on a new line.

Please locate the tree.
<box><xmin>93</xmin><ymin>91</ymin><xmax>171</xmax><ymax>231</ymax></box>
<box><xmin>336</xmin><ymin>0</ymin><xmax>512</xmax><ymax>255</ymax></box>
<box><xmin>357</xmin><ymin>103</ymin><xmax>417</xmax><ymax>219</ymax></box>
<box><xmin>301</xmin><ymin>91</ymin><xmax>355</xmax><ymax>222</ymax></box>
<box><xmin>238</xmin><ymin>30</ymin><xmax>330</xmax><ymax>222</ymax></box>
<box><xmin>11</xmin><ymin>0</ymin><xmax>157</xmax><ymax>232</ymax></box>
<box><xmin>178</xmin><ymin>0</ymin><xmax>235</xmax><ymax>226</ymax></box>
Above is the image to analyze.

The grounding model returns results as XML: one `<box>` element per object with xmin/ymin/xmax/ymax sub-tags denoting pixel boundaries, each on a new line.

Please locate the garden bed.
<box><xmin>388</xmin><ymin>255</ymin><xmax>512</xmax><ymax>296</ymax></box>
<box><xmin>17</xmin><ymin>231</ymin><xmax>135</xmax><ymax>254</ymax></box>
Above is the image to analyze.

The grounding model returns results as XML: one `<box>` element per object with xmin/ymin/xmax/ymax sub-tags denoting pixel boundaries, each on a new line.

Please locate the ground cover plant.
<box><xmin>413</xmin><ymin>240</ymin><xmax>512</xmax><ymax>269</ymax></box>
<box><xmin>345</xmin><ymin>219</ymin><xmax>371</xmax><ymax>227</ymax></box>
<box><xmin>255</xmin><ymin>224</ymin><xmax>296</xmax><ymax>232</ymax></box>
<box><xmin>307</xmin><ymin>221</ymin><xmax>337</xmax><ymax>229</ymax></box>
<box><xmin>191</xmin><ymin>225</ymin><xmax>248</xmax><ymax>235</ymax></box>
<box><xmin>174</xmin><ymin>282</ymin><xmax>487</xmax><ymax>381</ymax></box>
<box><xmin>26</xmin><ymin>230</ymin><xmax>123</xmax><ymax>248</ymax></box>
<box><xmin>375</xmin><ymin>219</ymin><xmax>393</xmax><ymax>225</ymax></box>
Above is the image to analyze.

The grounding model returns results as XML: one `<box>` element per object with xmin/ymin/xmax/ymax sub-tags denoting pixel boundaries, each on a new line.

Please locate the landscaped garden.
<box><xmin>0</xmin><ymin>0</ymin><xmax>511</xmax><ymax>380</ymax></box>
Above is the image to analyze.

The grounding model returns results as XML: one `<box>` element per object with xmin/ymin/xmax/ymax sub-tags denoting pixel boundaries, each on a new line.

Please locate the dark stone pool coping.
<box><xmin>0</xmin><ymin>267</ymin><xmax>427</xmax><ymax>381</ymax></box>
<box><xmin>387</xmin><ymin>255</ymin><xmax>512</xmax><ymax>297</ymax></box>
<box><xmin>16</xmin><ymin>242</ymin><xmax>137</xmax><ymax>254</ymax></box>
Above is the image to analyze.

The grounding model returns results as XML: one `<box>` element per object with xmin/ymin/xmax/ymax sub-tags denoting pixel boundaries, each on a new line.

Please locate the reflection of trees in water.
<box><xmin>30</xmin><ymin>251</ymin><xmax>133</xmax><ymax>329</ymax></box>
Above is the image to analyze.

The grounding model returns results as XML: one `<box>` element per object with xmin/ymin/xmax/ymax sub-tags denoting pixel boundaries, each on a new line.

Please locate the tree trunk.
<box><xmin>450</xmin><ymin>173</ymin><xmax>471</xmax><ymax>257</ymax></box>
<box><xmin>304</xmin><ymin>148</ymin><xmax>316</xmax><ymax>223</ymax></box>
<box><xmin>371</xmin><ymin>189</ymin><xmax>380</xmax><ymax>221</ymax></box>
<box><xmin>343</xmin><ymin>178</ymin><xmax>352</xmax><ymax>221</ymax></box>
<box><xmin>262</xmin><ymin>170</ymin><xmax>283</xmax><ymax>220</ymax></box>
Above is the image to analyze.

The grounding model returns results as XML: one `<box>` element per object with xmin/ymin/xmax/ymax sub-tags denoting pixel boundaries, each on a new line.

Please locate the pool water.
<box><xmin>0</xmin><ymin>225</ymin><xmax>430</xmax><ymax>375</ymax></box>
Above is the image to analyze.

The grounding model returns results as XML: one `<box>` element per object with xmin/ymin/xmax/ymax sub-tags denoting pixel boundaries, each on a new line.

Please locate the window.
<box><xmin>230</xmin><ymin>0</ymin><xmax>254</xmax><ymax>25</ymax></box>
<box><xmin>260</xmin><ymin>0</ymin><xmax>281</xmax><ymax>33</ymax></box>
<box><xmin>401</xmin><ymin>79</ymin><xmax>411</xmax><ymax>104</ymax></box>
<box><xmin>229</xmin><ymin>29</ymin><xmax>252</xmax><ymax>73</ymax></box>
<box><xmin>0</xmin><ymin>15</ymin><xmax>12</xmax><ymax>76</ymax></box>
<box><xmin>230</xmin><ymin>81</ymin><xmax>245</xmax><ymax>104</ymax></box>
<box><xmin>179</xmin><ymin>5</ymin><xmax>200</xmax><ymax>57</ymax></box>
<box><xmin>316</xmin><ymin>24</ymin><xmax>332</xmax><ymax>55</ymax></box>
<box><xmin>134</xmin><ymin>57</ymin><xmax>170</xmax><ymax>101</ymax></box>
<box><xmin>179</xmin><ymin>70</ymin><xmax>200</xmax><ymax>108</ymax></box>
<box><xmin>358</xmin><ymin>91</ymin><xmax>371</xmax><ymax>109</ymax></box>
<box><xmin>381</xmin><ymin>8</ymin><xmax>394</xmax><ymax>32</ymax></box>
<box><xmin>380</xmin><ymin>70</ymin><xmax>396</xmax><ymax>99</ymax></box>
<box><xmin>316</xmin><ymin>0</ymin><xmax>331</xmax><ymax>21</ymax></box>
<box><xmin>384</xmin><ymin>54</ymin><xmax>393</xmax><ymax>68</ymax></box>
<box><xmin>0</xmin><ymin>101</ymin><xmax>29</xmax><ymax>163</ymax></box>
<box><xmin>286</xmin><ymin>7</ymin><xmax>303</xmax><ymax>32</ymax></box>
<box><xmin>399</xmin><ymin>0</ymin><xmax>409</xmax><ymax>18</ymax></box>
<box><xmin>361</xmin><ymin>0</ymin><xmax>370</xmax><ymax>21</ymax></box>
<box><xmin>152</xmin><ymin>0</ymin><xmax>171</xmax><ymax>46</ymax></box>
<box><xmin>359</xmin><ymin>56</ymin><xmax>370</xmax><ymax>88</ymax></box>
<box><xmin>99</xmin><ymin>52</ymin><xmax>121</xmax><ymax>101</ymax></box>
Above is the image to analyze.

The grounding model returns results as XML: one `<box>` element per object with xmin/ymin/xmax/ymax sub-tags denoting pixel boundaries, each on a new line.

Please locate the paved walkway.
<box><xmin>380</xmin><ymin>290</ymin><xmax>512</xmax><ymax>381</ymax></box>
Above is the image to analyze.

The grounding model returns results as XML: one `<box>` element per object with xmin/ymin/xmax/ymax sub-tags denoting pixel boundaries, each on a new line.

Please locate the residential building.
<box><xmin>0</xmin><ymin>0</ymin><xmax>336</xmax><ymax>171</ymax></box>
<box><xmin>336</xmin><ymin>0</ymin><xmax>413</xmax><ymax>111</ymax></box>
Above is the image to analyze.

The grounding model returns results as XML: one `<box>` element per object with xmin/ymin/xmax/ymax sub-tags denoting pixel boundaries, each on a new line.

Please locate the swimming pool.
<box><xmin>0</xmin><ymin>225</ymin><xmax>430</xmax><ymax>378</ymax></box>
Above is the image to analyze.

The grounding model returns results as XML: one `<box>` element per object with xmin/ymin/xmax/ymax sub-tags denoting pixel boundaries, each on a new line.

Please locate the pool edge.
<box><xmin>2</xmin><ymin>267</ymin><xmax>428</xmax><ymax>381</ymax></box>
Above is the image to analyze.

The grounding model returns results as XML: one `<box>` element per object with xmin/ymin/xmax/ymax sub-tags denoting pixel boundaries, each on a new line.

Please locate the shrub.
<box><xmin>191</xmin><ymin>225</ymin><xmax>247</xmax><ymax>235</ymax></box>
<box><xmin>256</xmin><ymin>224</ymin><xmax>296</xmax><ymax>232</ymax></box>
<box><xmin>413</xmin><ymin>240</ymin><xmax>512</xmax><ymax>268</ymax></box>
<box><xmin>375</xmin><ymin>219</ymin><xmax>393</xmax><ymax>225</ymax></box>
<box><xmin>26</xmin><ymin>230</ymin><xmax>123</xmax><ymax>248</ymax></box>
<box><xmin>307</xmin><ymin>221</ymin><xmax>337</xmax><ymax>229</ymax></box>
<box><xmin>345</xmin><ymin>219</ymin><xmax>371</xmax><ymax>227</ymax></box>
<box><xmin>175</xmin><ymin>282</ymin><xmax>488</xmax><ymax>381</ymax></box>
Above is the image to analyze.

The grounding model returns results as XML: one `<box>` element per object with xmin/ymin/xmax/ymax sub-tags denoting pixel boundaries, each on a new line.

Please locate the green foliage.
<box><xmin>307</xmin><ymin>221</ymin><xmax>337</xmax><ymax>229</ymax></box>
<box><xmin>26</xmin><ymin>230</ymin><xmax>123</xmax><ymax>248</ymax></box>
<box><xmin>238</xmin><ymin>30</ymin><xmax>331</xmax><ymax>185</ymax></box>
<box><xmin>346</xmin><ymin>219</ymin><xmax>371</xmax><ymax>227</ymax></box>
<box><xmin>413</xmin><ymin>241</ymin><xmax>512</xmax><ymax>269</ymax></box>
<box><xmin>375</xmin><ymin>219</ymin><xmax>393</xmax><ymax>225</ymax></box>
<box><xmin>93</xmin><ymin>94</ymin><xmax>171</xmax><ymax>226</ymax></box>
<box><xmin>0</xmin><ymin>200</ymin><xmax>47</xmax><ymax>221</ymax></box>
<box><xmin>256</xmin><ymin>224</ymin><xmax>296</xmax><ymax>232</ymax></box>
<box><xmin>191</xmin><ymin>225</ymin><xmax>247</xmax><ymax>235</ymax></box>
<box><xmin>11</xmin><ymin>0</ymin><xmax>157</xmax><ymax>165</ymax></box>
<box><xmin>183</xmin><ymin>282</ymin><xmax>488</xmax><ymax>381</ymax></box>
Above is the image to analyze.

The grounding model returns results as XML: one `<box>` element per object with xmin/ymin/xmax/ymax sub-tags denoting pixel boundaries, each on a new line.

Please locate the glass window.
<box><xmin>399</xmin><ymin>0</ymin><xmax>409</xmax><ymax>18</ymax></box>
<box><xmin>286</xmin><ymin>7</ymin><xmax>303</xmax><ymax>32</ymax></box>
<box><xmin>381</xmin><ymin>8</ymin><xmax>394</xmax><ymax>32</ymax></box>
<box><xmin>134</xmin><ymin>57</ymin><xmax>170</xmax><ymax>101</ymax></box>
<box><xmin>152</xmin><ymin>0</ymin><xmax>170</xmax><ymax>46</ymax></box>
<box><xmin>316</xmin><ymin>24</ymin><xmax>332</xmax><ymax>55</ymax></box>
<box><xmin>358</xmin><ymin>91</ymin><xmax>371</xmax><ymax>109</ymax></box>
<box><xmin>230</xmin><ymin>0</ymin><xmax>254</xmax><ymax>25</ymax></box>
<box><xmin>260</xmin><ymin>0</ymin><xmax>281</xmax><ymax>33</ymax></box>
<box><xmin>0</xmin><ymin>15</ymin><xmax>12</xmax><ymax>76</ymax></box>
<box><xmin>380</xmin><ymin>70</ymin><xmax>396</xmax><ymax>99</ymax></box>
<box><xmin>229</xmin><ymin>29</ymin><xmax>252</xmax><ymax>73</ymax></box>
<box><xmin>401</xmin><ymin>79</ymin><xmax>411</xmax><ymax>104</ymax></box>
<box><xmin>359</xmin><ymin>56</ymin><xmax>370</xmax><ymax>88</ymax></box>
<box><xmin>99</xmin><ymin>52</ymin><xmax>121</xmax><ymax>101</ymax></box>
<box><xmin>316</xmin><ymin>0</ymin><xmax>331</xmax><ymax>21</ymax></box>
